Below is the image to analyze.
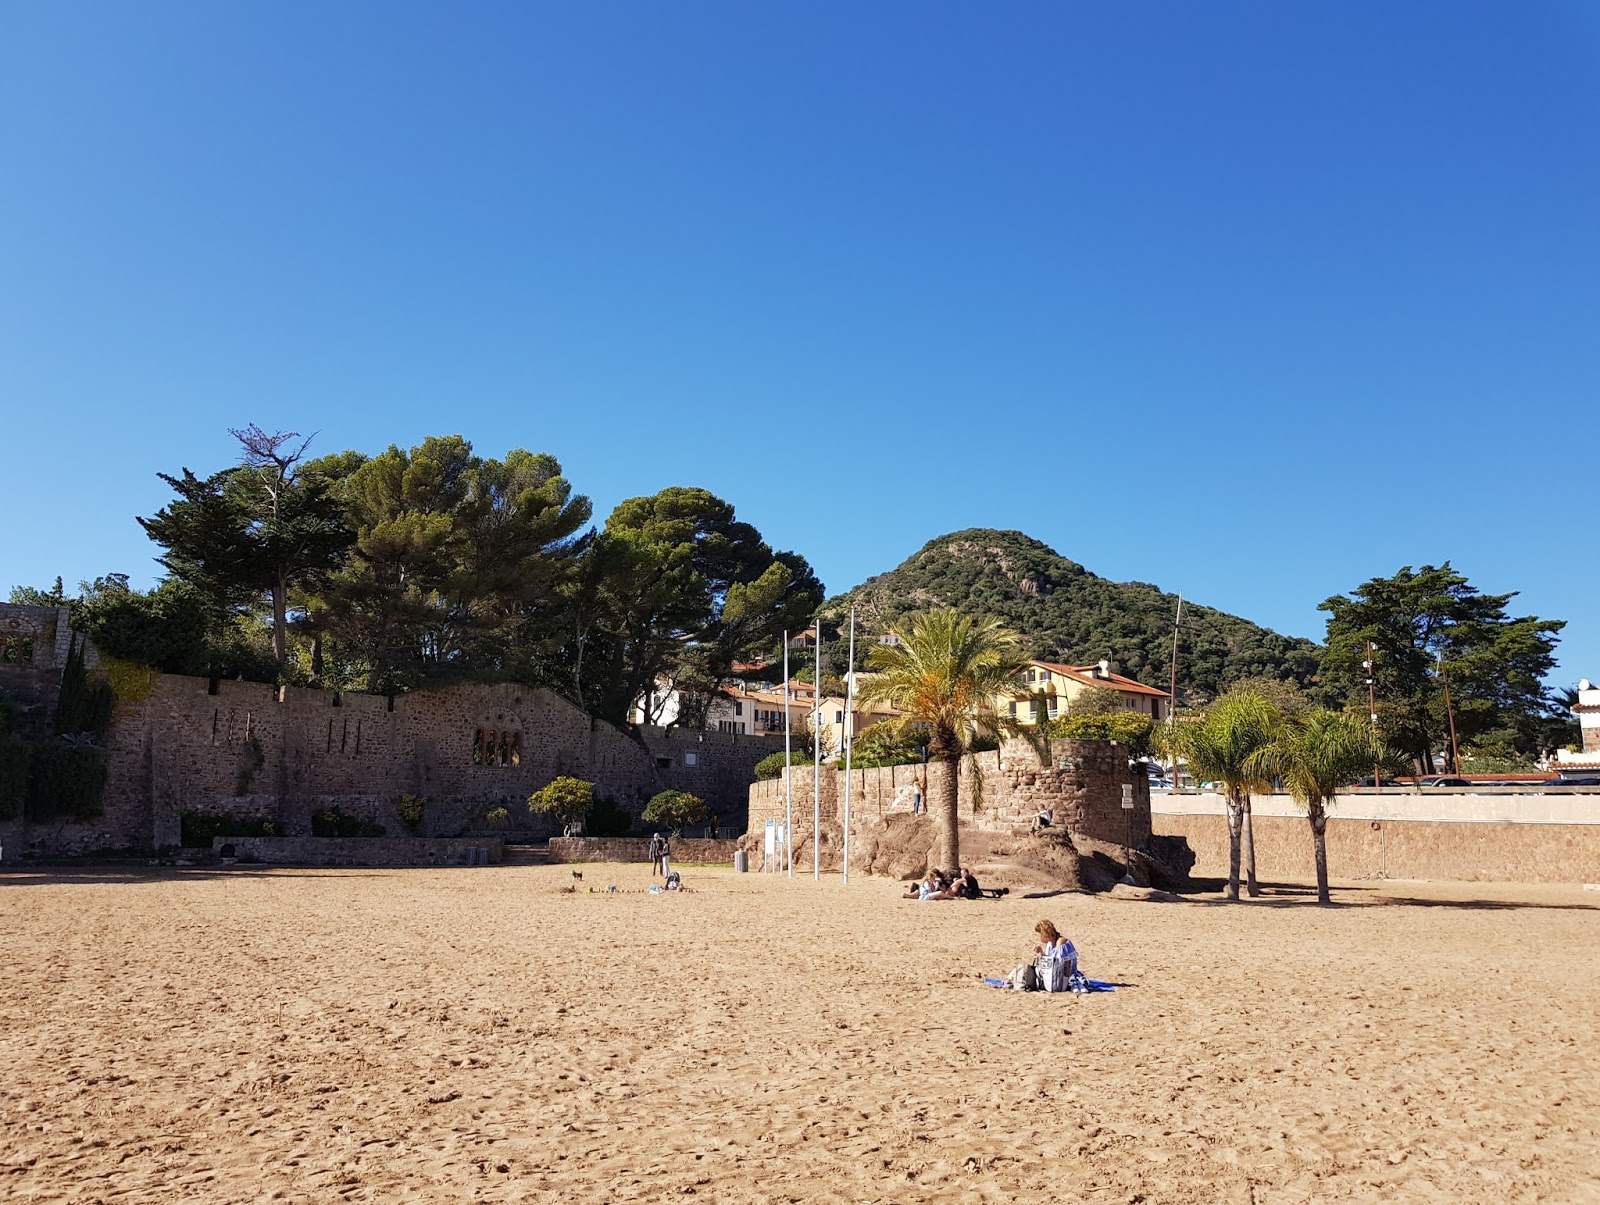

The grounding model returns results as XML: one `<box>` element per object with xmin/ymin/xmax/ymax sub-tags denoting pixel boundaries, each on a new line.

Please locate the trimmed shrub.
<box><xmin>754</xmin><ymin>751</ymin><xmax>808</xmax><ymax>780</ymax></box>
<box><xmin>641</xmin><ymin>790</ymin><xmax>709</xmax><ymax>835</ymax></box>
<box><xmin>527</xmin><ymin>776</ymin><xmax>596</xmax><ymax>826</ymax></box>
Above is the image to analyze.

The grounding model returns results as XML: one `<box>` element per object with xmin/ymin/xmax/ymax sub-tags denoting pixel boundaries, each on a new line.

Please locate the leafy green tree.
<box><xmin>1066</xmin><ymin>685</ymin><xmax>1127</xmax><ymax>717</ymax></box>
<box><xmin>855</xmin><ymin>608</ymin><xmax>1027</xmax><ymax>874</ymax></box>
<box><xmin>1246</xmin><ymin>709</ymin><xmax>1388</xmax><ymax>904</ymax></box>
<box><xmin>139</xmin><ymin>427</ymin><xmax>354</xmax><ymax>670</ymax></box>
<box><xmin>641</xmin><ymin>789</ymin><xmax>709</xmax><ymax>834</ymax></box>
<box><xmin>1319</xmin><ymin>564</ymin><xmax>1564</xmax><ymax>771</ymax></box>
<box><xmin>527</xmin><ymin>776</ymin><xmax>597</xmax><ymax>832</ymax></box>
<box><xmin>309</xmin><ymin>438</ymin><xmax>589</xmax><ymax>692</ymax></box>
<box><xmin>8</xmin><ymin>577</ymin><xmax>68</xmax><ymax>609</ymax></box>
<box><xmin>1169</xmin><ymin>692</ymin><xmax>1277</xmax><ymax>901</ymax></box>
<box><xmin>571</xmin><ymin>488</ymin><xmax>822</xmax><ymax>727</ymax></box>
<box><xmin>75</xmin><ymin>576</ymin><xmax>277</xmax><ymax>680</ymax></box>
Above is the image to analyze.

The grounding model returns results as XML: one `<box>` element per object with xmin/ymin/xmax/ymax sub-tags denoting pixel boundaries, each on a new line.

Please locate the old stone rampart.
<box><xmin>745</xmin><ymin>737</ymin><xmax>1150</xmax><ymax>868</ymax></box>
<box><xmin>2</xmin><ymin>664</ymin><xmax>781</xmax><ymax>859</ymax></box>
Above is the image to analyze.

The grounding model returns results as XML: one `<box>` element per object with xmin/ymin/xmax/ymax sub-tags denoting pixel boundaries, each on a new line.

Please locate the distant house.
<box><xmin>629</xmin><ymin>676</ymin><xmax>898</xmax><ymax>749</ymax></box>
<box><xmin>1553</xmin><ymin>678</ymin><xmax>1600</xmax><ymax>776</ymax></box>
<box><xmin>1000</xmin><ymin>659</ymin><xmax>1170</xmax><ymax>725</ymax></box>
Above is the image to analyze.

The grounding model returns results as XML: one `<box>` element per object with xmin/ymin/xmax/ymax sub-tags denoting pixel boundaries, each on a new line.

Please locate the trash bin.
<box><xmin>733</xmin><ymin>850</ymin><xmax>748</xmax><ymax>874</ymax></box>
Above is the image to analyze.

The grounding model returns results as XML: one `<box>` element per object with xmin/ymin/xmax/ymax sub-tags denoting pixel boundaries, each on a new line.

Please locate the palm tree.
<box><xmin>1173</xmin><ymin>692</ymin><xmax>1276</xmax><ymax>901</ymax></box>
<box><xmin>1247</xmin><ymin>709</ymin><xmax>1387</xmax><ymax>905</ymax></box>
<box><xmin>855</xmin><ymin>609</ymin><xmax>1027</xmax><ymax>874</ymax></box>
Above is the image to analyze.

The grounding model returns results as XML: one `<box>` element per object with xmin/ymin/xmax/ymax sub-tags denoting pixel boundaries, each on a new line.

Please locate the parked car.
<box><xmin>1148</xmin><ymin>777</ymin><xmax>1174</xmax><ymax>790</ymax></box>
<box><xmin>1353</xmin><ymin>775</ymin><xmax>1403</xmax><ymax>788</ymax></box>
<box><xmin>1417</xmin><ymin>776</ymin><xmax>1472</xmax><ymax>787</ymax></box>
<box><xmin>1555</xmin><ymin>776</ymin><xmax>1600</xmax><ymax>788</ymax></box>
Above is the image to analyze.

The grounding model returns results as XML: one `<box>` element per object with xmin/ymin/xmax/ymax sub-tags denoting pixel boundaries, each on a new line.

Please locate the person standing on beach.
<box><xmin>659</xmin><ymin>833</ymin><xmax>672</xmax><ymax>881</ymax></box>
<box><xmin>648</xmin><ymin>831</ymin><xmax>665</xmax><ymax>877</ymax></box>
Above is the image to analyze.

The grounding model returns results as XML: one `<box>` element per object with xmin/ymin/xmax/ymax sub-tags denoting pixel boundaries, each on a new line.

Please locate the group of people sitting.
<box><xmin>904</xmin><ymin>866</ymin><xmax>988</xmax><ymax>901</ymax></box>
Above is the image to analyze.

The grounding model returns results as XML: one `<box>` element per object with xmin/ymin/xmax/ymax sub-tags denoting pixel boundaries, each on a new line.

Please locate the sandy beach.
<box><xmin>3</xmin><ymin>864</ymin><xmax>1598</xmax><ymax>1203</ymax></box>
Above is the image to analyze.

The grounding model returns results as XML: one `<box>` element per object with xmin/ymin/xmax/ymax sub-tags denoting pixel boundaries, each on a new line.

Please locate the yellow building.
<box><xmin>1002</xmin><ymin>659</ymin><xmax>1170</xmax><ymax>725</ymax></box>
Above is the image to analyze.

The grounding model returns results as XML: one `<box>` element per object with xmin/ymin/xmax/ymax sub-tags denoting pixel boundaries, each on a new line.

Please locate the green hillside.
<box><xmin>827</xmin><ymin>529</ymin><xmax>1320</xmax><ymax>704</ymax></box>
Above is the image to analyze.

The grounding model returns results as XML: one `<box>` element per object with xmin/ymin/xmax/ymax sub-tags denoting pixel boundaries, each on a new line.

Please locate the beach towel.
<box><xmin>982</xmin><ymin>973</ymin><xmax>1117</xmax><ymax>992</ymax></box>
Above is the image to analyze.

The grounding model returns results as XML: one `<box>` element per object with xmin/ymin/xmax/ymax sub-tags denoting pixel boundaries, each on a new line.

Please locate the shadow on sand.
<box><xmin>1179</xmin><ymin>877</ymin><xmax>1600</xmax><ymax>912</ymax></box>
<box><xmin>0</xmin><ymin>865</ymin><xmax>395</xmax><ymax>887</ymax></box>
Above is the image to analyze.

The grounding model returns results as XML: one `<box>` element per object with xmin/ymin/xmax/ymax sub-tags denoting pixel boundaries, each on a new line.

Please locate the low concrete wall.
<box><xmin>1152</xmin><ymin>812</ymin><xmax>1600</xmax><ymax>885</ymax></box>
<box><xmin>1154</xmin><ymin>788</ymin><xmax>1600</xmax><ymax>825</ymax></box>
<box><xmin>546</xmin><ymin>837</ymin><xmax>740</xmax><ymax>864</ymax></box>
<box><xmin>212</xmin><ymin>836</ymin><xmax>502</xmax><ymax>867</ymax></box>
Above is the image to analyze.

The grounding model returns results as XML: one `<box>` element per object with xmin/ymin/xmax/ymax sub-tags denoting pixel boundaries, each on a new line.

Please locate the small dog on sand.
<box><xmin>571</xmin><ymin>870</ymin><xmax>583</xmax><ymax>882</ymax></box>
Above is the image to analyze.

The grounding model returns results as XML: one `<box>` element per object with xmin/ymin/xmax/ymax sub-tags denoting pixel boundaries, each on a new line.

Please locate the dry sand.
<box><xmin>3</xmin><ymin>864</ymin><xmax>1598</xmax><ymax>1204</ymax></box>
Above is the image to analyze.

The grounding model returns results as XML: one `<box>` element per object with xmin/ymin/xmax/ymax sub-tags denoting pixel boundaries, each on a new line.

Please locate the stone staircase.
<box><xmin>501</xmin><ymin>843</ymin><xmax>550</xmax><ymax>868</ymax></box>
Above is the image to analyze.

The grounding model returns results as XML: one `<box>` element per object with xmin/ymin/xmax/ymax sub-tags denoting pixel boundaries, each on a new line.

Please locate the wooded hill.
<box><xmin>826</xmin><ymin>529</ymin><xmax>1320</xmax><ymax>704</ymax></box>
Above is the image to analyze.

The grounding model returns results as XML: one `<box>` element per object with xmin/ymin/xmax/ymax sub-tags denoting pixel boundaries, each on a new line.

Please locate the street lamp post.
<box><xmin>1365</xmin><ymin>641</ymin><xmax>1381</xmax><ymax>788</ymax></box>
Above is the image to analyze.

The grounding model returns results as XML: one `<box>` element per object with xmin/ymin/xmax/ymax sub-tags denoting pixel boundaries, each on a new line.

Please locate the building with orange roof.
<box><xmin>998</xmin><ymin>658</ymin><xmax>1171</xmax><ymax>726</ymax></box>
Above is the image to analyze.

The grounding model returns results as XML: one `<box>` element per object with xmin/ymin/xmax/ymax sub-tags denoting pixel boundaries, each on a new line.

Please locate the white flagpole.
<box><xmin>813</xmin><ymin>616</ymin><xmax>822</xmax><ymax>881</ymax></box>
<box><xmin>1168</xmin><ymin>594</ymin><xmax>1183</xmax><ymax>785</ymax></box>
<box><xmin>783</xmin><ymin>632</ymin><xmax>793</xmax><ymax>878</ymax></box>
<box><xmin>842</xmin><ymin>605</ymin><xmax>856</xmax><ymax>886</ymax></box>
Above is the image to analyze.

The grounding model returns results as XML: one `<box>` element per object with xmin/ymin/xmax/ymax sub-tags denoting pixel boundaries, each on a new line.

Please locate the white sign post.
<box><xmin>764</xmin><ymin>819</ymin><xmax>777</xmax><ymax>872</ymax></box>
<box><xmin>1120</xmin><ymin>783</ymin><xmax>1135</xmax><ymax>884</ymax></box>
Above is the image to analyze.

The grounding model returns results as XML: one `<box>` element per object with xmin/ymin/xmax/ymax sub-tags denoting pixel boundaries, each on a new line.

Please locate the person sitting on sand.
<box><xmin>1030</xmin><ymin>807</ymin><xmax>1053</xmax><ymax>835</ymax></box>
<box><xmin>921</xmin><ymin>870</ymin><xmax>961</xmax><ymax>901</ymax></box>
<box><xmin>1033</xmin><ymin>919</ymin><xmax>1076</xmax><ymax>970</ymax></box>
<box><xmin>1033</xmin><ymin>919</ymin><xmax>1089</xmax><ymax>990</ymax></box>
<box><xmin>955</xmin><ymin>867</ymin><xmax>981</xmax><ymax>899</ymax></box>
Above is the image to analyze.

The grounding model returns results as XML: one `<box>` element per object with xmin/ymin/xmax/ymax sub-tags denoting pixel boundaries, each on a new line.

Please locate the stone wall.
<box><xmin>1152</xmin><ymin>812</ymin><xmax>1600</xmax><ymax>885</ymax></box>
<box><xmin>2</xmin><ymin>669</ymin><xmax>782</xmax><ymax>859</ymax></box>
<box><xmin>546</xmin><ymin>836</ymin><xmax>742</xmax><ymax>864</ymax></box>
<box><xmin>211</xmin><ymin>835</ymin><xmax>503</xmax><ymax>867</ymax></box>
<box><xmin>745</xmin><ymin>737</ymin><xmax>1149</xmax><ymax>857</ymax></box>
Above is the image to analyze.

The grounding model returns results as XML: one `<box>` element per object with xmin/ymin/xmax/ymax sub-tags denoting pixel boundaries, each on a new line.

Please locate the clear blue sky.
<box><xmin>3</xmin><ymin>3</ymin><xmax>1597</xmax><ymax>683</ymax></box>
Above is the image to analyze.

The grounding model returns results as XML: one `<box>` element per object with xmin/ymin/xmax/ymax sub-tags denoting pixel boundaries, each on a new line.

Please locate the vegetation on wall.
<box><xmin>1045</xmin><ymin>710</ymin><xmax>1156</xmax><ymax>759</ymax></box>
<box><xmin>396</xmin><ymin>793</ymin><xmax>427</xmax><ymax>834</ymax></box>
<box><xmin>180</xmin><ymin>811</ymin><xmax>276</xmax><ymax>848</ymax></box>
<box><xmin>310</xmin><ymin>806</ymin><xmax>385</xmax><ymax>837</ymax></box>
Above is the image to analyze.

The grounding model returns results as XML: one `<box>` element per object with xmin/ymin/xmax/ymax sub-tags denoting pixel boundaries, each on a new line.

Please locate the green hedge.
<box><xmin>180</xmin><ymin>812</ymin><xmax>277</xmax><ymax>848</ymax></box>
<box><xmin>311</xmin><ymin>806</ymin><xmax>385</xmax><ymax>838</ymax></box>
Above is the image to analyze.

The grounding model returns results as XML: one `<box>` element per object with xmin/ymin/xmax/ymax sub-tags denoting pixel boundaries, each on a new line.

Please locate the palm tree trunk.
<box><xmin>1225</xmin><ymin>790</ymin><xmax>1243</xmax><ymax>901</ymax></box>
<box><xmin>1242</xmin><ymin>795</ymin><xmax>1259</xmax><ymax>897</ymax></box>
<box><xmin>932</xmin><ymin>757</ymin><xmax>960</xmax><ymax>874</ymax></box>
<box><xmin>1310</xmin><ymin>801</ymin><xmax>1330</xmax><ymax>905</ymax></box>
